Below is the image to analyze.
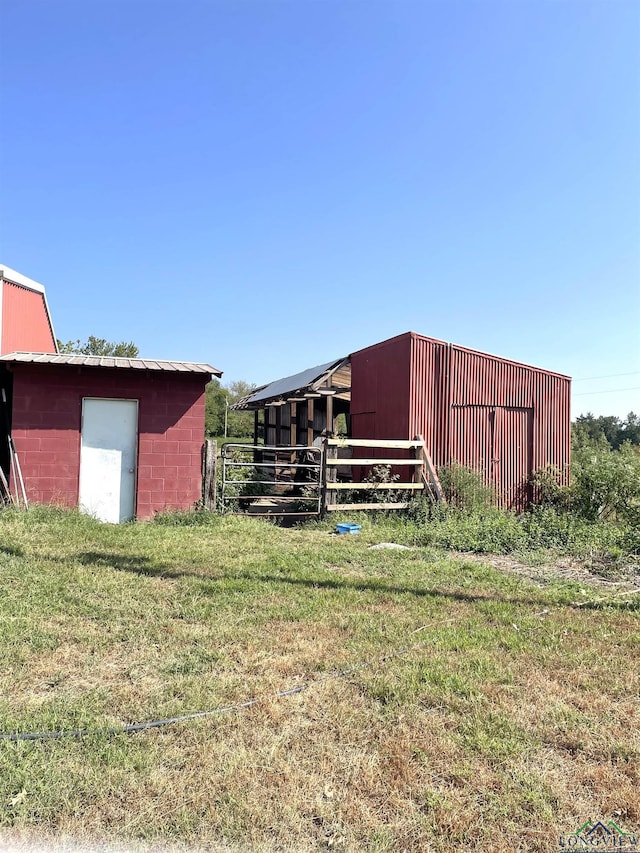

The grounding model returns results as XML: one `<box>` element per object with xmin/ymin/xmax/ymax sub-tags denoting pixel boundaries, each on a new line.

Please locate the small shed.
<box><xmin>0</xmin><ymin>353</ymin><xmax>221</xmax><ymax>521</ymax></box>
<box><xmin>235</xmin><ymin>331</ymin><xmax>571</xmax><ymax>510</ymax></box>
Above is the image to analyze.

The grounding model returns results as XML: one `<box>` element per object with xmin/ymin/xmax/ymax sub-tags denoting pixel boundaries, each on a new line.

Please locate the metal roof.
<box><xmin>0</xmin><ymin>351</ymin><xmax>222</xmax><ymax>376</ymax></box>
<box><xmin>234</xmin><ymin>357</ymin><xmax>349</xmax><ymax>409</ymax></box>
<box><xmin>0</xmin><ymin>265</ymin><xmax>46</xmax><ymax>294</ymax></box>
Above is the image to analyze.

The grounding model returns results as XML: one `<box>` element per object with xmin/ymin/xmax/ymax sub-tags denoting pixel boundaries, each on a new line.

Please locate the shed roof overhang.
<box><xmin>234</xmin><ymin>356</ymin><xmax>351</xmax><ymax>410</ymax></box>
<box><xmin>0</xmin><ymin>351</ymin><xmax>222</xmax><ymax>377</ymax></box>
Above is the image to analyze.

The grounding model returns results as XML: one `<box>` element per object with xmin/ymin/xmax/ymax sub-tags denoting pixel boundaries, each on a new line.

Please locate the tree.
<box><xmin>572</xmin><ymin>412</ymin><xmax>640</xmax><ymax>450</ymax></box>
<box><xmin>570</xmin><ymin>440</ymin><xmax>640</xmax><ymax>524</ymax></box>
<box><xmin>57</xmin><ymin>336</ymin><xmax>139</xmax><ymax>357</ymax></box>
<box><xmin>620</xmin><ymin>412</ymin><xmax>640</xmax><ymax>446</ymax></box>
<box><xmin>205</xmin><ymin>379</ymin><xmax>256</xmax><ymax>439</ymax></box>
<box><xmin>205</xmin><ymin>379</ymin><xmax>228</xmax><ymax>437</ymax></box>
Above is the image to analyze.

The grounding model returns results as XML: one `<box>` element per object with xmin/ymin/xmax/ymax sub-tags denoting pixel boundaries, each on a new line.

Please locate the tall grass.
<box><xmin>393</xmin><ymin>458</ymin><xmax>640</xmax><ymax>559</ymax></box>
<box><xmin>399</xmin><ymin>500</ymin><xmax>633</xmax><ymax>558</ymax></box>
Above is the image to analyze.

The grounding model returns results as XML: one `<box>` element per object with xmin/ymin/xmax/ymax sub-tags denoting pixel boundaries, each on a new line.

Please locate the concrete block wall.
<box><xmin>8</xmin><ymin>364</ymin><xmax>206</xmax><ymax>519</ymax></box>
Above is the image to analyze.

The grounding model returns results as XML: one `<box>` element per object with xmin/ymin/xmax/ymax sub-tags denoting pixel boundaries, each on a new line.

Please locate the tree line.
<box><xmin>57</xmin><ymin>337</ymin><xmax>140</xmax><ymax>357</ymax></box>
<box><xmin>572</xmin><ymin>412</ymin><xmax>640</xmax><ymax>450</ymax></box>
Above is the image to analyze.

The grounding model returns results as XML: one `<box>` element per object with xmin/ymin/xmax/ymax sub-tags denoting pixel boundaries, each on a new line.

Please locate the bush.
<box><xmin>519</xmin><ymin>505</ymin><xmax>625</xmax><ymax>555</ymax></box>
<box><xmin>621</xmin><ymin>525</ymin><xmax>640</xmax><ymax>556</ymax></box>
<box><xmin>530</xmin><ymin>465</ymin><xmax>571</xmax><ymax>509</ymax></box>
<box><xmin>569</xmin><ymin>441</ymin><xmax>640</xmax><ymax>524</ymax></box>
<box><xmin>336</xmin><ymin>464</ymin><xmax>405</xmax><ymax>506</ymax></box>
<box><xmin>438</xmin><ymin>464</ymin><xmax>495</xmax><ymax>511</ymax></box>
<box><xmin>406</xmin><ymin>495</ymin><xmax>630</xmax><ymax>558</ymax></box>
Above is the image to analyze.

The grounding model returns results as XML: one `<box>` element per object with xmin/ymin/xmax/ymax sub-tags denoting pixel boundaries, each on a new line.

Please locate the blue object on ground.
<box><xmin>336</xmin><ymin>523</ymin><xmax>362</xmax><ymax>534</ymax></box>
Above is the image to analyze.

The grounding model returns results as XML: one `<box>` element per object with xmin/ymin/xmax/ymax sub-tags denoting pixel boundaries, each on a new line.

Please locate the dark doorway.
<box><xmin>0</xmin><ymin>368</ymin><xmax>13</xmax><ymax>486</ymax></box>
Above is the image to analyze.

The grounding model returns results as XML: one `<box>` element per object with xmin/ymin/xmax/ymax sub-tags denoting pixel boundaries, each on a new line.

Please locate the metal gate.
<box><xmin>221</xmin><ymin>443</ymin><xmax>323</xmax><ymax>517</ymax></box>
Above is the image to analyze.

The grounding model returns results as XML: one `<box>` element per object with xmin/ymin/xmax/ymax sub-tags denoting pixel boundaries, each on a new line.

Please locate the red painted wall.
<box><xmin>350</xmin><ymin>332</ymin><xmax>412</xmax><ymax>440</ymax></box>
<box><xmin>7</xmin><ymin>364</ymin><xmax>207</xmax><ymax>519</ymax></box>
<box><xmin>2</xmin><ymin>282</ymin><xmax>56</xmax><ymax>354</ymax></box>
<box><xmin>446</xmin><ymin>344</ymin><xmax>571</xmax><ymax>504</ymax></box>
<box><xmin>350</xmin><ymin>331</ymin><xmax>571</xmax><ymax>509</ymax></box>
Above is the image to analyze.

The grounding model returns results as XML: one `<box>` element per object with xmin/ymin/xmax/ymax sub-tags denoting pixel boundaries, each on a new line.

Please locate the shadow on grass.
<box><xmin>0</xmin><ymin>544</ymin><xmax>24</xmax><ymax>557</ymax></box>
<box><xmin>78</xmin><ymin>551</ymin><xmax>170</xmax><ymax>577</ymax></box>
<box><xmin>76</xmin><ymin>552</ymin><xmax>640</xmax><ymax>612</ymax></box>
<box><xmin>78</xmin><ymin>551</ymin><xmax>547</xmax><ymax>607</ymax></box>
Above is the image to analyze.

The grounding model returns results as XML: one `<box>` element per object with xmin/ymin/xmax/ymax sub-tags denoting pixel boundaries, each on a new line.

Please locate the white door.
<box><xmin>79</xmin><ymin>398</ymin><xmax>138</xmax><ymax>523</ymax></box>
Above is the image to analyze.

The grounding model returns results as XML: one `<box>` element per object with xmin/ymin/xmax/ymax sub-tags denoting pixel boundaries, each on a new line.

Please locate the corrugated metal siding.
<box><xmin>350</xmin><ymin>334</ymin><xmax>414</xmax><ymax>479</ymax></box>
<box><xmin>449</xmin><ymin>404</ymin><xmax>534</xmax><ymax>509</ymax></box>
<box><xmin>1</xmin><ymin>282</ymin><xmax>56</xmax><ymax>354</ymax></box>
<box><xmin>353</xmin><ymin>331</ymin><xmax>571</xmax><ymax>508</ymax></box>
<box><xmin>449</xmin><ymin>345</ymin><xmax>570</xmax><ymax>491</ymax></box>
<box><xmin>532</xmin><ymin>369</ymin><xmax>572</xmax><ymax>483</ymax></box>
<box><xmin>449</xmin><ymin>405</ymin><xmax>494</xmax><ymax>480</ymax></box>
<box><xmin>351</xmin><ymin>333</ymin><xmax>412</xmax><ymax>440</ymax></box>
<box><xmin>496</xmin><ymin>407</ymin><xmax>534</xmax><ymax>510</ymax></box>
<box><xmin>450</xmin><ymin>347</ymin><xmax>536</xmax><ymax>408</ymax></box>
<box><xmin>408</xmin><ymin>335</ymin><xmax>449</xmax><ymax>464</ymax></box>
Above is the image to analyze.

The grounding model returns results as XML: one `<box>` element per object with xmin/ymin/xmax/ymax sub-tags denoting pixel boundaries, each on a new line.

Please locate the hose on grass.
<box><xmin>4</xmin><ymin>595</ymin><xmax>637</xmax><ymax>743</ymax></box>
<box><xmin>0</xmin><ymin>686</ymin><xmax>306</xmax><ymax>741</ymax></box>
<box><xmin>0</xmin><ymin>621</ymin><xmax>460</xmax><ymax>742</ymax></box>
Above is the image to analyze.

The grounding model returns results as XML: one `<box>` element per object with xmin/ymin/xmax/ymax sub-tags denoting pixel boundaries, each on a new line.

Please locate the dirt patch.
<box><xmin>456</xmin><ymin>551</ymin><xmax>640</xmax><ymax>592</ymax></box>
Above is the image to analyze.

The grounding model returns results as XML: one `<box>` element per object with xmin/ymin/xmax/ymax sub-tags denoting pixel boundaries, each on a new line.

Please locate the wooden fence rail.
<box><xmin>322</xmin><ymin>436</ymin><xmax>443</xmax><ymax>514</ymax></box>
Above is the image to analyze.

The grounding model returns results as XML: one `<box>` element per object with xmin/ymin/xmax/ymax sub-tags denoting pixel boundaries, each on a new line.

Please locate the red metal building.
<box><xmin>351</xmin><ymin>331</ymin><xmax>571</xmax><ymax>509</ymax></box>
<box><xmin>0</xmin><ymin>265</ymin><xmax>221</xmax><ymax>521</ymax></box>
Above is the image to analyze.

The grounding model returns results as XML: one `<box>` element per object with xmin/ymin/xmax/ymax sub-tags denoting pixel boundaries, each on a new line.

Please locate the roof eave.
<box><xmin>0</xmin><ymin>351</ymin><xmax>222</xmax><ymax>376</ymax></box>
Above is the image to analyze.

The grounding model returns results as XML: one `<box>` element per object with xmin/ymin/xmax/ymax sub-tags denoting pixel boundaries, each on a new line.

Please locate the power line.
<box><xmin>573</xmin><ymin>371</ymin><xmax>640</xmax><ymax>382</ymax></box>
<box><xmin>573</xmin><ymin>386</ymin><xmax>640</xmax><ymax>397</ymax></box>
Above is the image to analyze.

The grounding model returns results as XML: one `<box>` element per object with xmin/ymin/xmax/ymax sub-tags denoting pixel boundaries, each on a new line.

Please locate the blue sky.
<box><xmin>1</xmin><ymin>0</ymin><xmax>638</xmax><ymax>418</ymax></box>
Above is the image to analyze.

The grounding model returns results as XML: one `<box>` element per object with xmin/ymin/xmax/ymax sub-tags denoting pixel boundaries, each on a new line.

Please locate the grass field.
<box><xmin>1</xmin><ymin>507</ymin><xmax>638</xmax><ymax>852</ymax></box>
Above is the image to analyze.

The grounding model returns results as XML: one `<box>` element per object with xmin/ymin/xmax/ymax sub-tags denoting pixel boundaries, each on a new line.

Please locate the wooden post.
<box><xmin>325</xmin><ymin>394</ymin><xmax>334</xmax><ymax>434</ymax></box>
<box><xmin>202</xmin><ymin>439</ymin><xmax>217</xmax><ymax>511</ymax></box>
<box><xmin>307</xmin><ymin>399</ymin><xmax>314</xmax><ymax>445</ymax></box>
<box><xmin>416</xmin><ymin>434</ymin><xmax>444</xmax><ymax>502</ymax></box>
<box><xmin>413</xmin><ymin>440</ymin><xmax>422</xmax><ymax>488</ymax></box>
<box><xmin>275</xmin><ymin>404</ymin><xmax>282</xmax><ymax>447</ymax></box>
<box><xmin>323</xmin><ymin>440</ymin><xmax>338</xmax><ymax>514</ymax></box>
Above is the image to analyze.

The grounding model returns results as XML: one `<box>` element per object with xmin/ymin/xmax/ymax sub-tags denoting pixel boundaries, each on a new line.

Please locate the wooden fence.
<box><xmin>323</xmin><ymin>436</ymin><xmax>443</xmax><ymax>513</ymax></box>
<box><xmin>205</xmin><ymin>436</ymin><xmax>443</xmax><ymax>517</ymax></box>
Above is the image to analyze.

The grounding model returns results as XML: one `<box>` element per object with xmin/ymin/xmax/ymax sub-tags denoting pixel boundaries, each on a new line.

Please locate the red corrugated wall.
<box><xmin>1</xmin><ymin>282</ymin><xmax>56</xmax><ymax>354</ymax></box>
<box><xmin>350</xmin><ymin>332</ymin><xmax>412</xmax><ymax>440</ymax></box>
<box><xmin>351</xmin><ymin>331</ymin><xmax>571</xmax><ymax>509</ymax></box>
<box><xmin>445</xmin><ymin>344</ymin><xmax>571</xmax><ymax>506</ymax></box>
<box><xmin>8</xmin><ymin>364</ymin><xmax>206</xmax><ymax>519</ymax></box>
